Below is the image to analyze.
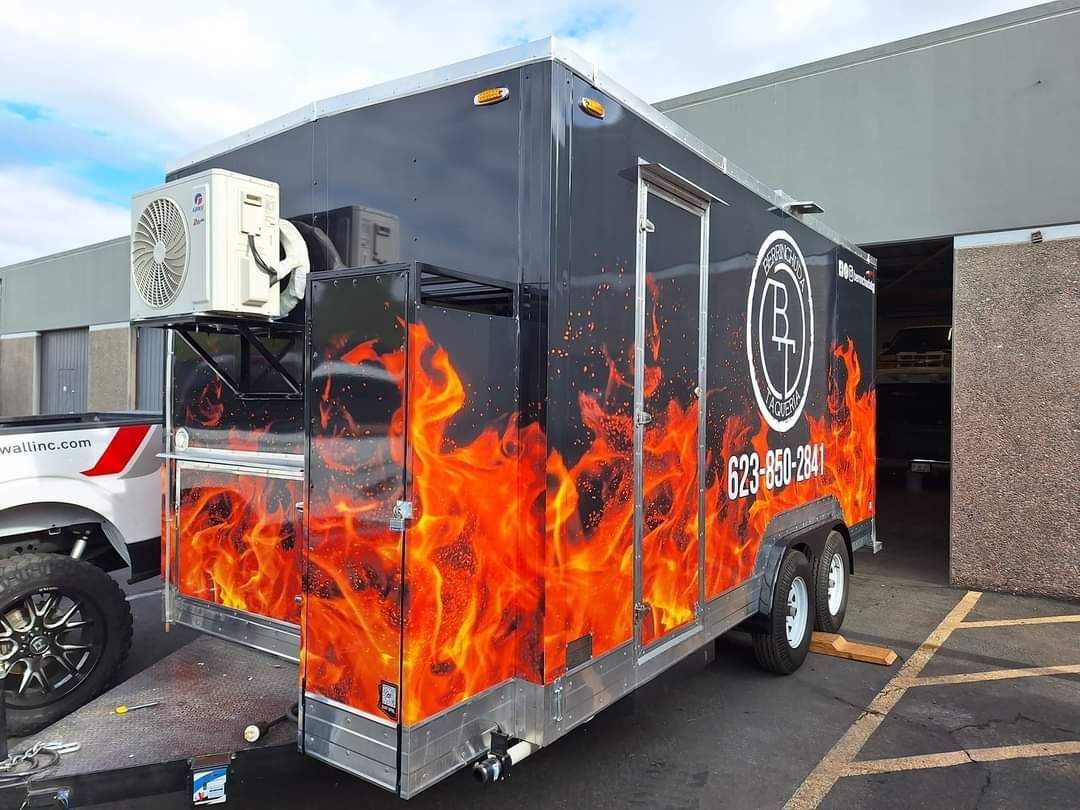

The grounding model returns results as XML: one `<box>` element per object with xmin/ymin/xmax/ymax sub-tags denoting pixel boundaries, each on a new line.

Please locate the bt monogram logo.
<box><xmin>746</xmin><ymin>231</ymin><xmax>814</xmax><ymax>433</ymax></box>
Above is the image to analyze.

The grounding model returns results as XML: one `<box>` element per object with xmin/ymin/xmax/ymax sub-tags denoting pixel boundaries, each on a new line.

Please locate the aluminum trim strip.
<box><xmin>164</xmin><ymin>446</ymin><xmax>304</xmax><ymax>467</ymax></box>
<box><xmin>172</xmin><ymin>456</ymin><xmax>304</xmax><ymax>479</ymax></box>
<box><xmin>400</xmin><ymin>680</ymin><xmax>518</xmax><ymax>798</ymax></box>
<box><xmin>632</xmin><ymin>172</ymin><xmax>648</xmax><ymax>653</ymax></box>
<box><xmin>165</xmin><ymin>38</ymin><xmax>874</xmax><ymax>264</ymax></box>
<box><xmin>302</xmin><ymin>693</ymin><xmax>398</xmax><ymax>786</ymax></box>
<box><xmin>697</xmin><ymin>202</ymin><xmax>710</xmax><ymax>611</ymax></box>
<box><xmin>174</xmin><ymin>596</ymin><xmax>300</xmax><ymax>661</ymax></box>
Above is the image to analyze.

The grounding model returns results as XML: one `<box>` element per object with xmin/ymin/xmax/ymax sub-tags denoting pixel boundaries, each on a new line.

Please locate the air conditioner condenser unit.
<box><xmin>130</xmin><ymin>169</ymin><xmax>282</xmax><ymax>321</ymax></box>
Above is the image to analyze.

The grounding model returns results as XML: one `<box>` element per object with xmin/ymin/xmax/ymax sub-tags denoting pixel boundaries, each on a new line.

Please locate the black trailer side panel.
<box><xmin>542</xmin><ymin>67</ymin><xmax>876</xmax><ymax>675</ymax></box>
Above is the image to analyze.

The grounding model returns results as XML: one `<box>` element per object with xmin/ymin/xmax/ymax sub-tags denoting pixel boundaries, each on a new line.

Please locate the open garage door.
<box><xmin>861</xmin><ymin>237</ymin><xmax>953</xmax><ymax>585</ymax></box>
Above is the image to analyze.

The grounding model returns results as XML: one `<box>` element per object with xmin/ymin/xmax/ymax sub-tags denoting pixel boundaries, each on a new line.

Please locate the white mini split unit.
<box><xmin>129</xmin><ymin>169</ymin><xmax>308</xmax><ymax>321</ymax></box>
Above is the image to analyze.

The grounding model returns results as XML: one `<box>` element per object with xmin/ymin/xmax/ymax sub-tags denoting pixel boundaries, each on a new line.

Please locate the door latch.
<box><xmin>639</xmin><ymin>217</ymin><xmax>655</xmax><ymax>233</ymax></box>
<box><xmin>634</xmin><ymin>409</ymin><xmax>652</xmax><ymax>426</ymax></box>
<box><xmin>634</xmin><ymin>602</ymin><xmax>652</xmax><ymax>623</ymax></box>
<box><xmin>390</xmin><ymin>500</ymin><xmax>413</xmax><ymax>532</ymax></box>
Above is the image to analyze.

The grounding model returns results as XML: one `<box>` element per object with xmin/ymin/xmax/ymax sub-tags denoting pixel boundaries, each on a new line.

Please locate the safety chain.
<box><xmin>0</xmin><ymin>740</ymin><xmax>80</xmax><ymax>774</ymax></box>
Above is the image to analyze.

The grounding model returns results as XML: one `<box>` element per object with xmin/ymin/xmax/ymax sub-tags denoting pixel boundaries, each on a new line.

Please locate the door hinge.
<box><xmin>634</xmin><ymin>409</ymin><xmax>652</xmax><ymax>426</ymax></box>
<box><xmin>639</xmin><ymin>217</ymin><xmax>655</xmax><ymax>233</ymax></box>
<box><xmin>634</xmin><ymin>601</ymin><xmax>651</xmax><ymax>622</ymax></box>
<box><xmin>390</xmin><ymin>500</ymin><xmax>413</xmax><ymax>532</ymax></box>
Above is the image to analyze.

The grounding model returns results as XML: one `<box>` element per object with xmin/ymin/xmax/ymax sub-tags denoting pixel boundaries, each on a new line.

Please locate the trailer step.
<box><xmin>810</xmin><ymin>632</ymin><xmax>898</xmax><ymax>666</ymax></box>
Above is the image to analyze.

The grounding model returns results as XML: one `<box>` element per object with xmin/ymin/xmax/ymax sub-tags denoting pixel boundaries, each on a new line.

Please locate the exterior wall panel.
<box><xmin>657</xmin><ymin>3</ymin><xmax>1080</xmax><ymax>245</ymax></box>
<box><xmin>88</xmin><ymin>325</ymin><xmax>132</xmax><ymax>411</ymax></box>
<box><xmin>0</xmin><ymin>238</ymin><xmax>129</xmax><ymax>334</ymax></box>
<box><xmin>0</xmin><ymin>335</ymin><xmax>38</xmax><ymax>416</ymax></box>
<box><xmin>951</xmin><ymin>231</ymin><xmax>1080</xmax><ymax>600</ymax></box>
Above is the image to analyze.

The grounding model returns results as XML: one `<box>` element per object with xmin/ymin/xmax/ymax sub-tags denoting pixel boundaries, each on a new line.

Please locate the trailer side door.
<box><xmin>633</xmin><ymin>169</ymin><xmax>711</xmax><ymax>653</ymax></box>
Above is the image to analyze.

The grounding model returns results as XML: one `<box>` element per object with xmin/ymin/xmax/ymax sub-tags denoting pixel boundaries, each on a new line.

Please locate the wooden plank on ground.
<box><xmin>810</xmin><ymin>632</ymin><xmax>898</xmax><ymax>666</ymax></box>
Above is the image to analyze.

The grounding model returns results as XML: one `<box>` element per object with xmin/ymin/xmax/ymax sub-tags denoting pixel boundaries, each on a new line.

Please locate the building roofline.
<box><xmin>656</xmin><ymin>0</ymin><xmax>1080</xmax><ymax>112</ymax></box>
<box><xmin>0</xmin><ymin>235</ymin><xmax>128</xmax><ymax>274</ymax></box>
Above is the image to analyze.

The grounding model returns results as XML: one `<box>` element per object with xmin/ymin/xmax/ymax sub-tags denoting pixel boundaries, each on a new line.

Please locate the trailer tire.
<box><xmin>814</xmin><ymin>531</ymin><xmax>849</xmax><ymax>633</ymax></box>
<box><xmin>752</xmin><ymin>549</ymin><xmax>814</xmax><ymax>675</ymax></box>
<box><xmin>0</xmin><ymin>553</ymin><xmax>133</xmax><ymax>736</ymax></box>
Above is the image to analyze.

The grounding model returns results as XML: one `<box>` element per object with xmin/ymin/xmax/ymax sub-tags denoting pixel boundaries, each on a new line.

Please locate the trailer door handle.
<box><xmin>639</xmin><ymin>217</ymin><xmax>655</xmax><ymax>233</ymax></box>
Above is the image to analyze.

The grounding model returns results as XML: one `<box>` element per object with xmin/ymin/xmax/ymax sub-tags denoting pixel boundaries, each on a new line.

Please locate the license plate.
<box><xmin>910</xmin><ymin>461</ymin><xmax>932</xmax><ymax>473</ymax></box>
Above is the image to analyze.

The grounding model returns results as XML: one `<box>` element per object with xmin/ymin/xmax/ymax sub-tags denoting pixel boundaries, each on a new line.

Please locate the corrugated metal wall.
<box><xmin>40</xmin><ymin>327</ymin><xmax>89</xmax><ymax>413</ymax></box>
<box><xmin>135</xmin><ymin>326</ymin><xmax>164</xmax><ymax>410</ymax></box>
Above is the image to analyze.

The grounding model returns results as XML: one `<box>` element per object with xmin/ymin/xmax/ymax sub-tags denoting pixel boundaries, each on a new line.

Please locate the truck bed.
<box><xmin>0</xmin><ymin>635</ymin><xmax>301</xmax><ymax>807</ymax></box>
<box><xmin>0</xmin><ymin>412</ymin><xmax>160</xmax><ymax>437</ymax></box>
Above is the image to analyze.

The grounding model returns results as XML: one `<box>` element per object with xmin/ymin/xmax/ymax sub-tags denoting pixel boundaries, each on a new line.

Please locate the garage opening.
<box><xmin>861</xmin><ymin>237</ymin><xmax>953</xmax><ymax>585</ymax></box>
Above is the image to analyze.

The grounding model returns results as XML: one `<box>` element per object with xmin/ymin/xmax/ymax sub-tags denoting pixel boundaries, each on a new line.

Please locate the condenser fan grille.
<box><xmin>132</xmin><ymin>197</ymin><xmax>188</xmax><ymax>308</ymax></box>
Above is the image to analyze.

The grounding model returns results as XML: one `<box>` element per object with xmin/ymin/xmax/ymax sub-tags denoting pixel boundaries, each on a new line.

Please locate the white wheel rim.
<box><xmin>786</xmin><ymin>576</ymin><xmax>808</xmax><ymax>648</ymax></box>
<box><xmin>827</xmin><ymin>553</ymin><xmax>845</xmax><ymax>615</ymax></box>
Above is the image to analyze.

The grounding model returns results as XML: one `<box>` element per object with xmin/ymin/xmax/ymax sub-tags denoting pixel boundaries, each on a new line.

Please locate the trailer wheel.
<box><xmin>752</xmin><ymin>549</ymin><xmax>814</xmax><ymax>675</ymax></box>
<box><xmin>814</xmin><ymin>531</ymin><xmax>849</xmax><ymax>633</ymax></box>
<box><xmin>0</xmin><ymin>553</ymin><xmax>133</xmax><ymax>735</ymax></box>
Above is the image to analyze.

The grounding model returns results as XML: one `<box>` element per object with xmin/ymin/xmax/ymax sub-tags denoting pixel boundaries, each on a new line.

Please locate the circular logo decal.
<box><xmin>746</xmin><ymin>230</ymin><xmax>814</xmax><ymax>433</ymax></box>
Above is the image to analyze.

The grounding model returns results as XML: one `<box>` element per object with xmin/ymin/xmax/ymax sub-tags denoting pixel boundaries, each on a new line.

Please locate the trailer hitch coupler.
<box><xmin>473</xmin><ymin>740</ymin><xmax>535</xmax><ymax>784</ymax></box>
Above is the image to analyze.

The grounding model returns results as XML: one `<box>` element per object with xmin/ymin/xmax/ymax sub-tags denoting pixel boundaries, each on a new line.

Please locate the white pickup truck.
<box><xmin>0</xmin><ymin>412</ymin><xmax>162</xmax><ymax>734</ymax></box>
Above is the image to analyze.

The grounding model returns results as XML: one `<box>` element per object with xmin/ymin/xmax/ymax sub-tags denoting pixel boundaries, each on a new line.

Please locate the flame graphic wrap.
<box><xmin>704</xmin><ymin>339</ymin><xmax>876</xmax><ymax>596</ymax></box>
<box><xmin>177</xmin><ymin>470</ymin><xmax>302</xmax><ymax>623</ymax></box>
<box><xmin>304</xmin><ymin>273</ymin><xmax>541</xmax><ymax>725</ymax></box>
<box><xmin>304</xmin><ymin>272</ymin><xmax>408</xmax><ymax>721</ymax></box>
<box><xmin>541</xmin><ymin>262</ymin><xmax>634</xmax><ymax>679</ymax></box>
<box><xmin>402</xmin><ymin>310</ymin><xmax>543</xmax><ymax>723</ymax></box>
<box><xmin>302</xmin><ymin>265</ymin><xmax>874</xmax><ymax>724</ymax></box>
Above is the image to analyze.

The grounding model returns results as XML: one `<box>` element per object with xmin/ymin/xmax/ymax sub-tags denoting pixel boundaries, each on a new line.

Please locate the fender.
<box><xmin>0</xmin><ymin>475</ymin><xmax>159</xmax><ymax>565</ymax></box>
<box><xmin>750</xmin><ymin>495</ymin><xmax>850</xmax><ymax>618</ymax></box>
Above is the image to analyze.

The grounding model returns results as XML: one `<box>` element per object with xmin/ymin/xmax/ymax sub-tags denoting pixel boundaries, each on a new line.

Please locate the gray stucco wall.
<box><xmin>658</xmin><ymin>2</ymin><xmax>1080</xmax><ymax>245</ymax></box>
<box><xmin>0</xmin><ymin>336</ymin><xmax>38</xmax><ymax>417</ymax></box>
<box><xmin>951</xmin><ymin>232</ymin><xmax>1080</xmax><ymax>601</ymax></box>
<box><xmin>88</xmin><ymin>326</ymin><xmax>133</xmax><ymax>411</ymax></box>
<box><xmin>0</xmin><ymin>237</ymin><xmax>129</xmax><ymax>335</ymax></box>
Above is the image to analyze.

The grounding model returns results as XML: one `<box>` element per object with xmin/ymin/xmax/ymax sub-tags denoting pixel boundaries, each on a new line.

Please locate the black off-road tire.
<box><xmin>752</xmin><ymin>549</ymin><xmax>814</xmax><ymax>675</ymax></box>
<box><xmin>0</xmin><ymin>553</ymin><xmax>132</xmax><ymax>735</ymax></box>
<box><xmin>814</xmin><ymin>531</ymin><xmax>849</xmax><ymax>634</ymax></box>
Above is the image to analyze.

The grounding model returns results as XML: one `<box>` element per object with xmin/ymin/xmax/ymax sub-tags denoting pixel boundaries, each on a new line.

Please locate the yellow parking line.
<box><xmin>958</xmin><ymin>615</ymin><xmax>1080</xmax><ymax>628</ymax></box>
<box><xmin>785</xmin><ymin>590</ymin><xmax>982</xmax><ymax>810</ymax></box>
<box><xmin>902</xmin><ymin>664</ymin><xmax>1080</xmax><ymax>687</ymax></box>
<box><xmin>843</xmin><ymin>741</ymin><xmax>1080</xmax><ymax>776</ymax></box>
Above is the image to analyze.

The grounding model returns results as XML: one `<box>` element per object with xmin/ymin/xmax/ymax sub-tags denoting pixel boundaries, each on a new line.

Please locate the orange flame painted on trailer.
<box><xmin>705</xmin><ymin>339</ymin><xmax>876</xmax><ymax>596</ymax></box>
<box><xmin>177</xmin><ymin>470</ymin><xmax>302</xmax><ymax>624</ymax></box>
<box><xmin>303</xmin><ymin>318</ymin><xmax>875</xmax><ymax>723</ymax></box>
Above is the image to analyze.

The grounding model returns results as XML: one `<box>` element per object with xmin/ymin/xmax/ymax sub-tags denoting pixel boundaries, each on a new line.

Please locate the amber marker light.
<box><xmin>473</xmin><ymin>87</ymin><xmax>510</xmax><ymax>106</ymax></box>
<box><xmin>580</xmin><ymin>97</ymin><xmax>606</xmax><ymax>119</ymax></box>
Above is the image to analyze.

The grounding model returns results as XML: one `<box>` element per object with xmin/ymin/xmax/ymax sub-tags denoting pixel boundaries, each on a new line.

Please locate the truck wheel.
<box><xmin>752</xmin><ymin>549</ymin><xmax>814</xmax><ymax>675</ymax></box>
<box><xmin>0</xmin><ymin>553</ymin><xmax>132</xmax><ymax>735</ymax></box>
<box><xmin>814</xmin><ymin>531</ymin><xmax>849</xmax><ymax>633</ymax></box>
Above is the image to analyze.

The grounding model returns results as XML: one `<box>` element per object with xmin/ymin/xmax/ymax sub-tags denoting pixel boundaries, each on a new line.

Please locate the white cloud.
<box><xmin>0</xmin><ymin>167</ymin><xmax>128</xmax><ymax>264</ymax></box>
<box><xmin>0</xmin><ymin>1</ymin><xmax>1035</xmax><ymax>152</ymax></box>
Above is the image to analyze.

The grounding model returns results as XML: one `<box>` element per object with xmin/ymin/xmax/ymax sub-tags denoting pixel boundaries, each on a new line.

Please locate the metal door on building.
<box><xmin>136</xmin><ymin>326</ymin><xmax>165</xmax><ymax>411</ymax></box>
<box><xmin>40</xmin><ymin>327</ymin><xmax>88</xmax><ymax>414</ymax></box>
<box><xmin>633</xmin><ymin>166</ymin><xmax>711</xmax><ymax>655</ymax></box>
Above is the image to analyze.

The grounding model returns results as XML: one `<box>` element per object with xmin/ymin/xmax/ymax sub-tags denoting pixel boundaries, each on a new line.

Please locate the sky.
<box><xmin>0</xmin><ymin>0</ymin><xmax>1038</xmax><ymax>265</ymax></box>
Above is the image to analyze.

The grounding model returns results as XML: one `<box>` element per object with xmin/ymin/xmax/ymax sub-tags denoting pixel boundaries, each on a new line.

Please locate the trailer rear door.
<box><xmin>303</xmin><ymin>268</ymin><xmax>410</xmax><ymax>791</ymax></box>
